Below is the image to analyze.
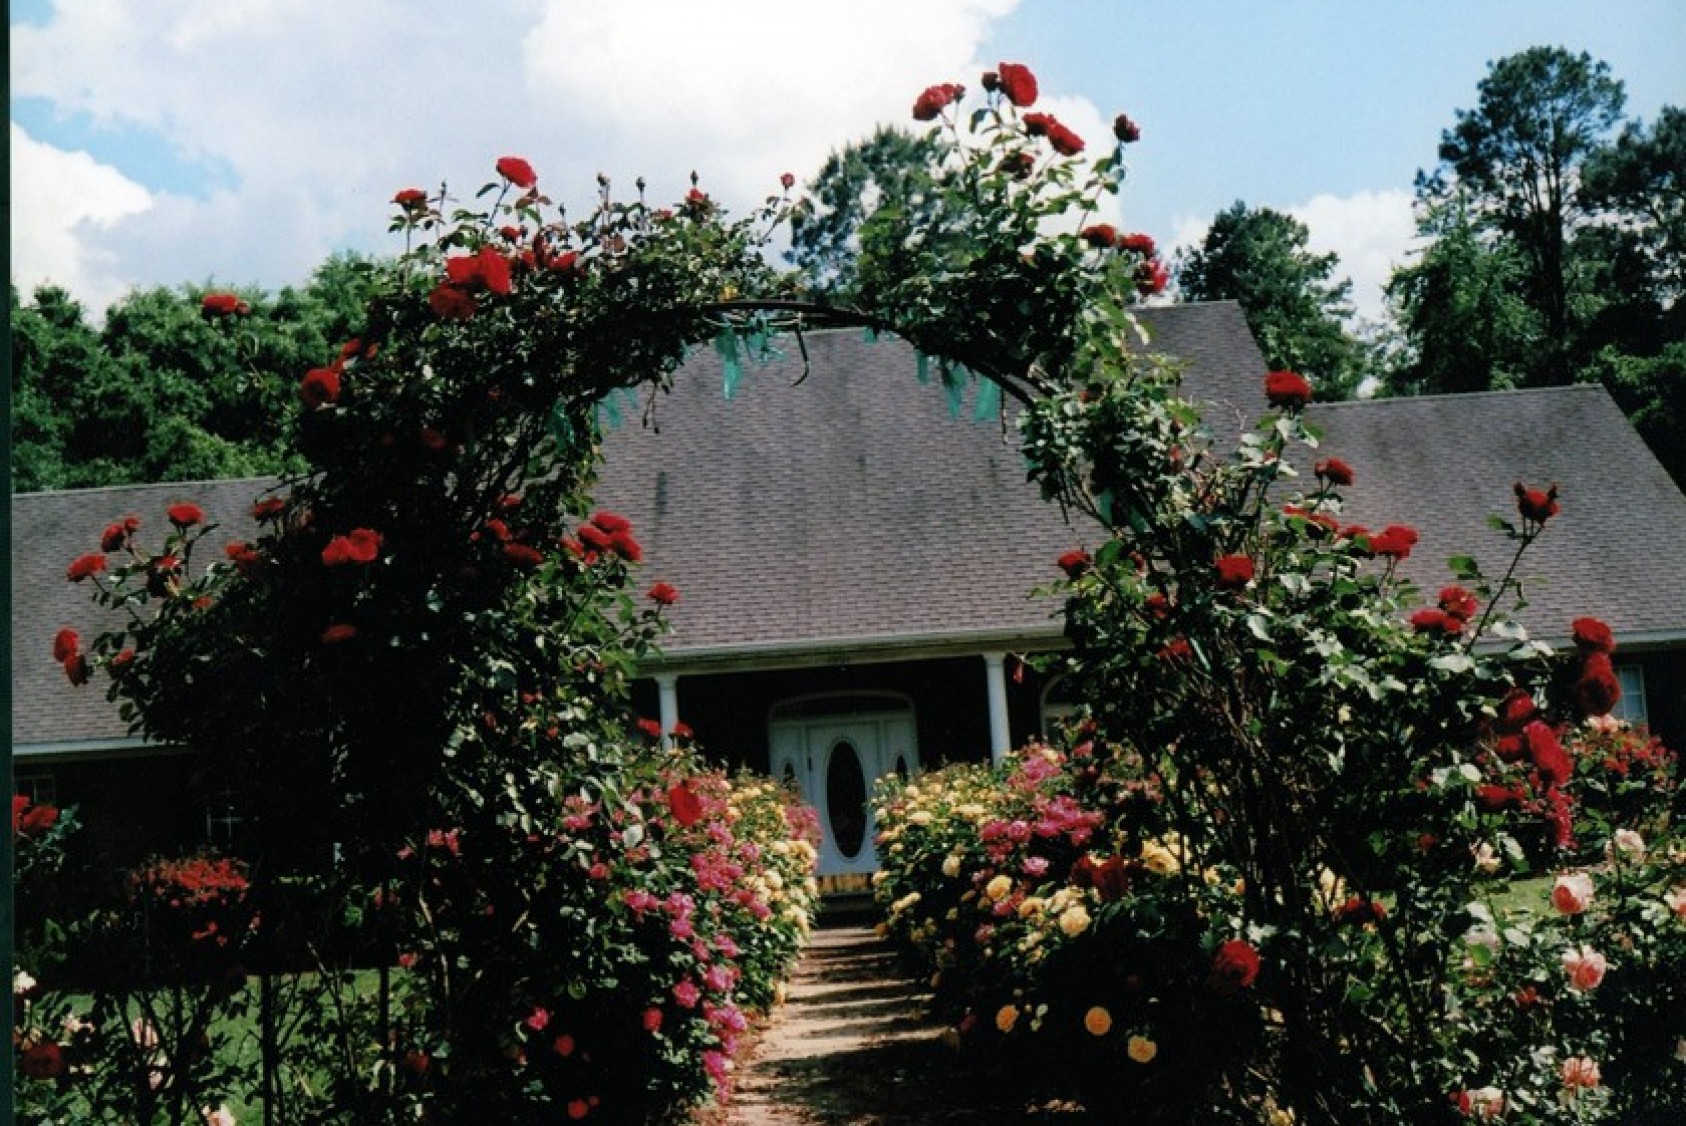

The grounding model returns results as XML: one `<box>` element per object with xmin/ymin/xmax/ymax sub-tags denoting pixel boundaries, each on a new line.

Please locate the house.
<box><xmin>14</xmin><ymin>302</ymin><xmax>1686</xmax><ymax>877</ymax></box>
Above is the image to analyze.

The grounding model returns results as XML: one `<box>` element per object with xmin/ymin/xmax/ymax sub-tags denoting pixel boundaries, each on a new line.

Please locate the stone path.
<box><xmin>713</xmin><ymin>924</ymin><xmax>1087</xmax><ymax>1125</ymax></box>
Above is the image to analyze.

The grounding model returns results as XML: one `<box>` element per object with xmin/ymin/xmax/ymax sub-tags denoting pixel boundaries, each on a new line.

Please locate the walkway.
<box><xmin>715</xmin><ymin>924</ymin><xmax>1086</xmax><ymax>1125</ymax></box>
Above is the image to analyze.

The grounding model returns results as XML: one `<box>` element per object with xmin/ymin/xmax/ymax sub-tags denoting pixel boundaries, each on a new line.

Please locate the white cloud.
<box><xmin>9</xmin><ymin>0</ymin><xmax>1034</xmax><ymax>310</ymax></box>
<box><xmin>1290</xmin><ymin>189</ymin><xmax>1416</xmax><ymax>325</ymax></box>
<box><xmin>10</xmin><ymin>123</ymin><xmax>154</xmax><ymax>314</ymax></box>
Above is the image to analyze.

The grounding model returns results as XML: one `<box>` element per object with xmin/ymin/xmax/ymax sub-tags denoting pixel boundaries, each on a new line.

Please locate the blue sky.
<box><xmin>11</xmin><ymin>1</ymin><xmax>1684</xmax><ymax>322</ymax></box>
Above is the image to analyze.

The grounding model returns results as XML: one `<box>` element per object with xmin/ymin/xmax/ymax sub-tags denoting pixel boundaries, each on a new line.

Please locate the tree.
<box><xmin>1430</xmin><ymin>46</ymin><xmax>1626</xmax><ymax>385</ymax></box>
<box><xmin>786</xmin><ymin>125</ymin><xmax>941</xmax><ymax>300</ymax></box>
<box><xmin>1585</xmin><ymin>104</ymin><xmax>1686</xmax><ymax>303</ymax></box>
<box><xmin>1380</xmin><ymin>193</ymin><xmax>1541</xmax><ymax>395</ymax></box>
<box><xmin>9</xmin><ymin>254</ymin><xmax>379</xmax><ymax>492</ymax></box>
<box><xmin>1174</xmin><ymin>202</ymin><xmax>1361</xmax><ymax>400</ymax></box>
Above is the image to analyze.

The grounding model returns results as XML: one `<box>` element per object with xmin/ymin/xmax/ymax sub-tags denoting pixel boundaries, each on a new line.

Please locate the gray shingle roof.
<box><xmin>1299</xmin><ymin>385</ymin><xmax>1686</xmax><ymax>646</ymax></box>
<box><xmin>12</xmin><ymin>478</ymin><xmax>270</xmax><ymax>749</ymax></box>
<box><xmin>14</xmin><ymin>301</ymin><xmax>1686</xmax><ymax>750</ymax></box>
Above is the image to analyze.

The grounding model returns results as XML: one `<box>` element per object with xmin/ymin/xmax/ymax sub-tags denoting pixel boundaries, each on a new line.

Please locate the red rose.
<box><xmin>1574</xmin><ymin>652</ymin><xmax>1621</xmax><ymax>717</ymax></box>
<box><xmin>495</xmin><ymin>156</ymin><xmax>537</xmax><ymax>189</ymax></box>
<box><xmin>1211</xmin><ymin>939</ymin><xmax>1260</xmax><ymax>989</ymax></box>
<box><xmin>321</xmin><ymin>623</ymin><xmax>358</xmax><ymax>645</ymax></box>
<box><xmin>1119</xmin><ymin>232</ymin><xmax>1156</xmax><ymax>257</ymax></box>
<box><xmin>100</xmin><ymin>521</ymin><xmax>131</xmax><ymax>551</ymax></box>
<box><xmin>1571</xmin><ymin>617</ymin><xmax>1615</xmax><ymax>654</ymax></box>
<box><xmin>224</xmin><ymin>542</ymin><xmax>263</xmax><ymax>578</ymax></box>
<box><xmin>252</xmin><ymin>497</ymin><xmax>287</xmax><ymax>522</ymax></box>
<box><xmin>1438</xmin><ymin>585</ymin><xmax>1479</xmax><ymax>623</ymax></box>
<box><xmin>636</xmin><ymin>717</ymin><xmax>663</xmax><ymax>740</ymax></box>
<box><xmin>1264</xmin><ymin>370</ymin><xmax>1313</xmax><ymax>409</ymax></box>
<box><xmin>648</xmin><ymin>582</ymin><xmax>680</xmax><ymax>606</ymax></box>
<box><xmin>1214</xmin><ymin>554</ymin><xmax>1255</xmax><ymax>590</ymax></box>
<box><xmin>912</xmin><ymin>82</ymin><xmax>964</xmax><ymax>121</ymax></box>
<box><xmin>1113</xmin><ymin>113</ymin><xmax>1141</xmax><ymax>143</ymax></box>
<box><xmin>1334</xmin><ymin>896</ymin><xmax>1386</xmax><ymax>925</ymax></box>
<box><xmin>322</xmin><ymin>528</ymin><xmax>383</xmax><ymax>567</ymax></box>
<box><xmin>167</xmin><ymin>502</ymin><xmax>205</xmax><ymax>529</ymax></box>
<box><xmin>1524</xmin><ymin>720</ymin><xmax>1572</xmax><ymax>787</ymax></box>
<box><xmin>200</xmin><ymin>292</ymin><xmax>249</xmax><ymax>318</ymax></box>
<box><xmin>1057</xmin><ymin>549</ymin><xmax>1091</xmax><ymax>579</ymax></box>
<box><xmin>19</xmin><ymin>1041</ymin><xmax>65</xmax><ymax>1080</ymax></box>
<box><xmin>1045</xmin><ymin>119</ymin><xmax>1085</xmax><ymax>156</ymax></box>
<box><xmin>1410</xmin><ymin>608</ymin><xmax>1456</xmax><ymax>634</ymax></box>
<box><xmin>63</xmin><ymin>652</ymin><xmax>90</xmax><ymax>686</ymax></box>
<box><xmin>111</xmin><ymin>648</ymin><xmax>136</xmax><ymax>673</ymax></box>
<box><xmin>1513</xmin><ymin>482</ymin><xmax>1560</xmax><ymax>524</ymax></box>
<box><xmin>428</xmin><ymin>284</ymin><xmax>476</xmax><ymax>321</ymax></box>
<box><xmin>579</xmin><ymin>524</ymin><xmax>614</xmax><ymax>553</ymax></box>
<box><xmin>52</xmin><ymin>627</ymin><xmax>80</xmax><ymax>662</ymax></box>
<box><xmin>1080</xmin><ymin>224</ymin><xmax>1120</xmax><ymax>249</ymax></box>
<box><xmin>996</xmin><ymin>62</ymin><xmax>1038</xmax><ymax>107</ymax></box>
<box><xmin>502</xmin><ymin>543</ymin><xmax>544</xmax><ymax>569</ymax></box>
<box><xmin>299</xmin><ymin>366</ymin><xmax>342</xmax><ymax>409</ymax></box>
<box><xmin>19</xmin><ymin>801</ymin><xmax>59</xmax><ymax>836</ymax></box>
<box><xmin>1314</xmin><ymin>457</ymin><xmax>1354</xmax><ymax>486</ymax></box>
<box><xmin>1090</xmin><ymin>856</ymin><xmax>1134</xmax><ymax>902</ymax></box>
<box><xmin>1370</xmin><ymin>524</ymin><xmax>1419</xmax><ymax>561</ymax></box>
<box><xmin>1135</xmin><ymin>258</ymin><xmax>1169</xmax><ymax>296</ymax></box>
<box><xmin>393</xmin><ymin>187</ymin><xmax>428</xmax><ymax>209</ymax></box>
<box><xmin>476</xmin><ymin>247</ymin><xmax>512</xmax><ymax>295</ymax></box>
<box><xmin>667</xmin><ymin>782</ymin><xmax>704</xmax><ymax>828</ymax></box>
<box><xmin>611</xmin><ymin>530</ymin><xmax>643</xmax><ymax>564</ymax></box>
<box><xmin>66</xmin><ymin>553</ymin><xmax>107</xmax><ymax>582</ymax></box>
<box><xmin>1498</xmin><ymin>687</ymin><xmax>1537</xmax><ymax>729</ymax></box>
<box><xmin>779</xmin><ymin>171</ymin><xmax>796</xmax><ymax>191</ymax></box>
<box><xmin>590</xmin><ymin>511</ymin><xmax>632</xmax><ymax>535</ymax></box>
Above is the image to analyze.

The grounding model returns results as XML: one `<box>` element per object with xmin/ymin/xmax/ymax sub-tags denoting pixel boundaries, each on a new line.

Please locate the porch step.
<box><xmin>817</xmin><ymin>890</ymin><xmax>879</xmax><ymax>927</ymax></box>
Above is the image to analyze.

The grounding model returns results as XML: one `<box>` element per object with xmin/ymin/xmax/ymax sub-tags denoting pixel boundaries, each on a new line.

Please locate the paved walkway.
<box><xmin>716</xmin><ymin>925</ymin><xmax>1086</xmax><ymax>1125</ymax></box>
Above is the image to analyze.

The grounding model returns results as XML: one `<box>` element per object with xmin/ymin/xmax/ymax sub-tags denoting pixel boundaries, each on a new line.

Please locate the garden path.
<box><xmin>714</xmin><ymin>922</ymin><xmax>1087</xmax><ymax>1125</ymax></box>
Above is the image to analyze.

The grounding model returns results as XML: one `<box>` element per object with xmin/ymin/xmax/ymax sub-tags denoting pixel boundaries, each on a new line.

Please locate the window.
<box><xmin>1613</xmin><ymin>664</ymin><xmax>1648</xmax><ymax>726</ymax></box>
<box><xmin>15</xmin><ymin>771</ymin><xmax>57</xmax><ymax>807</ymax></box>
<box><xmin>204</xmin><ymin>788</ymin><xmax>248</xmax><ymax>848</ymax></box>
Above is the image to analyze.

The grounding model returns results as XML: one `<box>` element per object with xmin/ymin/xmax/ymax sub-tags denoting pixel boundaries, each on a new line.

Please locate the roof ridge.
<box><xmin>1315</xmin><ymin>383</ymin><xmax>1609</xmax><ymax>411</ymax></box>
<box><xmin>13</xmin><ymin>475</ymin><xmax>284</xmax><ymax>500</ymax></box>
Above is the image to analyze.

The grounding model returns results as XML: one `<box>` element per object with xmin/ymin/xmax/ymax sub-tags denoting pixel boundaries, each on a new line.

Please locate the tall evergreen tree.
<box><xmin>1175</xmin><ymin>201</ymin><xmax>1361</xmax><ymax>400</ymax></box>
<box><xmin>1428</xmin><ymin>46</ymin><xmax>1626</xmax><ymax>385</ymax></box>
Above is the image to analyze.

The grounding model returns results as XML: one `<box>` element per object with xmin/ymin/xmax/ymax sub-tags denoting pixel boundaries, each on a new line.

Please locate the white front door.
<box><xmin>770</xmin><ymin>711</ymin><xmax>917</xmax><ymax>876</ymax></box>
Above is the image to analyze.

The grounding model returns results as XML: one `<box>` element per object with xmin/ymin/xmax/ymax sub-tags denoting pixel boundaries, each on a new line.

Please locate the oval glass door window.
<box><xmin>826</xmin><ymin>740</ymin><xmax>868</xmax><ymax>859</ymax></box>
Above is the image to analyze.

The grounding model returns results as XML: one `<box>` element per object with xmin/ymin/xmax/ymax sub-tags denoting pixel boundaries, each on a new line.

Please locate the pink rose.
<box><xmin>1551</xmin><ymin>871</ymin><xmax>1594</xmax><ymax>915</ymax></box>
<box><xmin>1561</xmin><ymin>944</ymin><xmax>1608</xmax><ymax>992</ymax></box>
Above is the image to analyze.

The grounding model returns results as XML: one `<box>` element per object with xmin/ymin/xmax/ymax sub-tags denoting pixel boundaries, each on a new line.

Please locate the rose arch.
<box><xmin>38</xmin><ymin>63</ymin><xmax>1685</xmax><ymax>1126</ymax></box>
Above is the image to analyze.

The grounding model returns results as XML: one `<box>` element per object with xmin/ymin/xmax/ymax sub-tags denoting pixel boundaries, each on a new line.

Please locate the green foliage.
<box><xmin>1383</xmin><ymin>192</ymin><xmax>1542</xmax><ymax>395</ymax></box>
<box><xmin>1174</xmin><ymin>201</ymin><xmax>1362</xmax><ymax>400</ymax></box>
<box><xmin>9</xmin><ymin>255</ymin><xmax>379</xmax><ymax>493</ymax></box>
<box><xmin>1431</xmin><ymin>46</ymin><xmax>1626</xmax><ymax>386</ymax></box>
<box><xmin>786</xmin><ymin>125</ymin><xmax>942</xmax><ymax>300</ymax></box>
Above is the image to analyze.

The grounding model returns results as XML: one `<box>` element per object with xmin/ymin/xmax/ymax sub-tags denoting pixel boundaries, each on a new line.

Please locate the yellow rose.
<box><xmin>995</xmin><ymin>1005</ymin><xmax>1019</xmax><ymax>1033</ymax></box>
<box><xmin>941</xmin><ymin>855</ymin><xmax>962</xmax><ymax>878</ymax></box>
<box><xmin>1127</xmin><ymin>1034</ymin><xmax>1157</xmax><ymax>1063</ymax></box>
<box><xmin>1083</xmin><ymin>1006</ymin><xmax>1112</xmax><ymax>1036</ymax></box>
<box><xmin>1140</xmin><ymin>839</ymin><xmax>1181</xmax><ymax>876</ymax></box>
<box><xmin>985</xmin><ymin>875</ymin><xmax>1013</xmax><ymax>901</ymax></box>
<box><xmin>1058</xmin><ymin>904</ymin><xmax>1091</xmax><ymax>938</ymax></box>
<box><xmin>1016</xmin><ymin>896</ymin><xmax>1045</xmax><ymax>919</ymax></box>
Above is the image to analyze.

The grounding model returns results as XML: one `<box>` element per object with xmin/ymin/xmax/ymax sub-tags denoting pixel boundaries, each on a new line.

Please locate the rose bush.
<box><xmin>44</xmin><ymin>156</ymin><xmax>818</xmax><ymax>1123</ymax></box>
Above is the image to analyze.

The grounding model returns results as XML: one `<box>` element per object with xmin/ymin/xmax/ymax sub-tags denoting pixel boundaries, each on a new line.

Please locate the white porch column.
<box><xmin>982</xmin><ymin>652</ymin><xmax>1012</xmax><ymax>766</ymax></box>
<box><xmin>655</xmin><ymin>673</ymin><xmax>680</xmax><ymax>748</ymax></box>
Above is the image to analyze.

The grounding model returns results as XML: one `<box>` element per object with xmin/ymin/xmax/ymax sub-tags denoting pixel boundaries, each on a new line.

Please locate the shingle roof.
<box><xmin>1299</xmin><ymin>384</ymin><xmax>1686</xmax><ymax>646</ymax></box>
<box><xmin>13</xmin><ymin>301</ymin><xmax>1686</xmax><ymax>750</ymax></box>
<box><xmin>11</xmin><ymin>478</ymin><xmax>270</xmax><ymax>749</ymax></box>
